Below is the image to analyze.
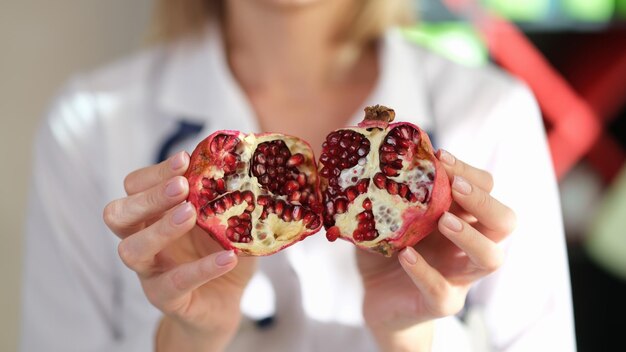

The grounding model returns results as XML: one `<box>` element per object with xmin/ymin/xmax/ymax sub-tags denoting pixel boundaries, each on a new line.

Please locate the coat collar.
<box><xmin>157</xmin><ymin>25</ymin><xmax>432</xmax><ymax>132</ymax></box>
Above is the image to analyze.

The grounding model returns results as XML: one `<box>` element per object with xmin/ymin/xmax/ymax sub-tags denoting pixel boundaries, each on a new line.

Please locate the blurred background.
<box><xmin>0</xmin><ymin>0</ymin><xmax>624</xmax><ymax>351</ymax></box>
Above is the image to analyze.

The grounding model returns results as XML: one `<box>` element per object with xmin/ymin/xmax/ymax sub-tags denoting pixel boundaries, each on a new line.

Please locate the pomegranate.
<box><xmin>320</xmin><ymin>105</ymin><xmax>452</xmax><ymax>256</ymax></box>
<box><xmin>186</xmin><ymin>131</ymin><xmax>323</xmax><ymax>256</ymax></box>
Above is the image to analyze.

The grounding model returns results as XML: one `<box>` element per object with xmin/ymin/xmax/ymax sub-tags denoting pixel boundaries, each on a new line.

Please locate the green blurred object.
<box><xmin>586</xmin><ymin>166</ymin><xmax>626</xmax><ymax>281</ymax></box>
<box><xmin>617</xmin><ymin>0</ymin><xmax>626</xmax><ymax>18</ymax></box>
<box><xmin>561</xmin><ymin>0</ymin><xmax>614</xmax><ymax>22</ymax></box>
<box><xmin>402</xmin><ymin>23</ymin><xmax>487</xmax><ymax>67</ymax></box>
<box><xmin>482</xmin><ymin>0</ymin><xmax>550</xmax><ymax>21</ymax></box>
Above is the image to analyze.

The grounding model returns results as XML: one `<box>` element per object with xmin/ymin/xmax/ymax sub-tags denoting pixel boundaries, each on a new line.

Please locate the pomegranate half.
<box><xmin>320</xmin><ymin>105</ymin><xmax>452</xmax><ymax>256</ymax></box>
<box><xmin>186</xmin><ymin>131</ymin><xmax>323</xmax><ymax>256</ymax></box>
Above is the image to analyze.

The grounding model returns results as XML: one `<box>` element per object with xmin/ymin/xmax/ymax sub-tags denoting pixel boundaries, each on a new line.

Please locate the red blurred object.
<box><xmin>481</xmin><ymin>17</ymin><xmax>602</xmax><ymax>179</ymax></box>
<box><xmin>441</xmin><ymin>0</ymin><xmax>625</xmax><ymax>182</ymax></box>
<box><xmin>559</xmin><ymin>30</ymin><xmax>626</xmax><ymax>183</ymax></box>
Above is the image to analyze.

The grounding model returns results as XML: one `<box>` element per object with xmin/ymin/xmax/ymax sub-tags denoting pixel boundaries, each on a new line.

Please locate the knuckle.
<box><xmin>143</xmin><ymin>290</ymin><xmax>162</xmax><ymax>310</ymax></box>
<box><xmin>430</xmin><ymin>289</ymin><xmax>465</xmax><ymax>317</ymax></box>
<box><xmin>103</xmin><ymin>201</ymin><xmax>122</xmax><ymax>229</ymax></box>
<box><xmin>454</xmin><ymin>159</ymin><xmax>467</xmax><ymax>177</ymax></box>
<box><xmin>481</xmin><ymin>249</ymin><xmax>504</xmax><ymax>274</ymax></box>
<box><xmin>142</xmin><ymin>186</ymin><xmax>165</xmax><ymax>210</ymax></box>
<box><xmin>169</xmin><ymin>269</ymin><xmax>188</xmax><ymax>293</ymax></box>
<box><xmin>494</xmin><ymin>205</ymin><xmax>517</xmax><ymax>235</ymax></box>
<box><xmin>426</xmin><ymin>280</ymin><xmax>451</xmax><ymax>305</ymax></box>
<box><xmin>482</xmin><ymin>171</ymin><xmax>494</xmax><ymax>192</ymax></box>
<box><xmin>123</xmin><ymin>173</ymin><xmax>136</xmax><ymax>195</ymax></box>
<box><xmin>474</xmin><ymin>189</ymin><xmax>491</xmax><ymax>209</ymax></box>
<box><xmin>502</xmin><ymin>207</ymin><xmax>518</xmax><ymax>234</ymax></box>
<box><xmin>117</xmin><ymin>241</ymin><xmax>135</xmax><ymax>268</ymax></box>
<box><xmin>159</xmin><ymin>160</ymin><xmax>172</xmax><ymax>182</ymax></box>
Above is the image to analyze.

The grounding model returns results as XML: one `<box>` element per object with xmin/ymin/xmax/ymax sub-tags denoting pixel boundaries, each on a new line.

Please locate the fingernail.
<box><xmin>215</xmin><ymin>250</ymin><xmax>236</xmax><ymax>267</ymax></box>
<box><xmin>400</xmin><ymin>247</ymin><xmax>418</xmax><ymax>265</ymax></box>
<box><xmin>438</xmin><ymin>149</ymin><xmax>456</xmax><ymax>166</ymax></box>
<box><xmin>172</xmin><ymin>202</ymin><xmax>193</xmax><ymax>225</ymax></box>
<box><xmin>165</xmin><ymin>177</ymin><xmax>185</xmax><ymax>197</ymax></box>
<box><xmin>453</xmin><ymin>176</ymin><xmax>472</xmax><ymax>195</ymax></box>
<box><xmin>170</xmin><ymin>152</ymin><xmax>187</xmax><ymax>171</ymax></box>
<box><xmin>442</xmin><ymin>212</ymin><xmax>463</xmax><ymax>232</ymax></box>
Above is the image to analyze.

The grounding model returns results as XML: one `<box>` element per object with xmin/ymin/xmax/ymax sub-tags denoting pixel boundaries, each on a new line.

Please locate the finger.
<box><xmin>436</xmin><ymin>149</ymin><xmax>493</xmax><ymax>192</ymax></box>
<box><xmin>156</xmin><ymin>250</ymin><xmax>238</xmax><ymax>308</ymax></box>
<box><xmin>451</xmin><ymin>176</ymin><xmax>517</xmax><ymax>241</ymax></box>
<box><xmin>448</xmin><ymin>202</ymin><xmax>477</xmax><ymax>224</ymax></box>
<box><xmin>117</xmin><ymin>202</ymin><xmax>196</xmax><ymax>274</ymax></box>
<box><xmin>438</xmin><ymin>212</ymin><xmax>504</xmax><ymax>276</ymax></box>
<box><xmin>124</xmin><ymin>151</ymin><xmax>189</xmax><ymax>195</ymax></box>
<box><xmin>399</xmin><ymin>247</ymin><xmax>464</xmax><ymax>317</ymax></box>
<box><xmin>104</xmin><ymin>176</ymin><xmax>189</xmax><ymax>238</ymax></box>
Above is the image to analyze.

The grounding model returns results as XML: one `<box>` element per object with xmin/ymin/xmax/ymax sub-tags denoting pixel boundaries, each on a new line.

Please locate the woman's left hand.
<box><xmin>357</xmin><ymin>150</ymin><xmax>517</xmax><ymax>349</ymax></box>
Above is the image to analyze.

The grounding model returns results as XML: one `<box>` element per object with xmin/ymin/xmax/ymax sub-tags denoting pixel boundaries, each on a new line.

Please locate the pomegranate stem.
<box><xmin>359</xmin><ymin>105</ymin><xmax>396</xmax><ymax>129</ymax></box>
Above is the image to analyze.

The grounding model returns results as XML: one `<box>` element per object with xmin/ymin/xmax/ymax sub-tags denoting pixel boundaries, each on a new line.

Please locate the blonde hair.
<box><xmin>151</xmin><ymin>0</ymin><xmax>414</xmax><ymax>45</ymax></box>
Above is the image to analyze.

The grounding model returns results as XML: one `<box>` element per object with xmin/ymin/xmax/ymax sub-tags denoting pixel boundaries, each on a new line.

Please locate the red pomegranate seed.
<box><xmin>289</xmin><ymin>191</ymin><xmax>301</xmax><ymax>202</ymax></box>
<box><xmin>355</xmin><ymin>212</ymin><xmax>366</xmax><ymax>222</ymax></box>
<box><xmin>399</xmin><ymin>185</ymin><xmax>409</xmax><ymax>198</ymax></box>
<box><xmin>373</xmin><ymin>173</ymin><xmax>386</xmax><ymax>189</ymax></box>
<box><xmin>300</xmin><ymin>191</ymin><xmax>310</xmax><ymax>204</ymax></box>
<box><xmin>202</xmin><ymin>206</ymin><xmax>214</xmax><ymax>217</ymax></box>
<box><xmin>283</xmin><ymin>206</ymin><xmax>293</xmax><ymax>221</ymax></box>
<box><xmin>346</xmin><ymin>187</ymin><xmax>358</xmax><ymax>201</ymax></box>
<box><xmin>292</xmin><ymin>205</ymin><xmax>303</xmax><ymax>221</ymax></box>
<box><xmin>358</xmin><ymin>221</ymin><xmax>373</xmax><ymax>231</ymax></box>
<box><xmin>214</xmin><ymin>201</ymin><xmax>226</xmax><ymax>214</ymax></box>
<box><xmin>386</xmin><ymin>180</ymin><xmax>399</xmax><ymax>195</ymax></box>
<box><xmin>275</xmin><ymin>201</ymin><xmax>285</xmax><ymax>216</ymax></box>
<box><xmin>380</xmin><ymin>152</ymin><xmax>398</xmax><ymax>163</ymax></box>
<box><xmin>398</xmin><ymin>138</ymin><xmax>413</xmax><ymax>149</ymax></box>
<box><xmin>257</xmin><ymin>195</ymin><xmax>271</xmax><ymax>206</ymax></box>
<box><xmin>307</xmin><ymin>218</ymin><xmax>321</xmax><ymax>229</ymax></box>
<box><xmin>383</xmin><ymin>166</ymin><xmax>398</xmax><ymax>177</ymax></box>
<box><xmin>254</xmin><ymin>164</ymin><xmax>266</xmax><ymax>175</ymax></box>
<box><xmin>286</xmin><ymin>154</ymin><xmax>304</xmax><ymax>167</ymax></box>
<box><xmin>284</xmin><ymin>180</ymin><xmax>300</xmax><ymax>193</ymax></box>
<box><xmin>228</xmin><ymin>216</ymin><xmax>239</xmax><ymax>227</ymax></box>
<box><xmin>303</xmin><ymin>212</ymin><xmax>316</xmax><ymax>225</ymax></box>
<box><xmin>335</xmin><ymin>199</ymin><xmax>347</xmax><ymax>214</ymax></box>
<box><xmin>297</xmin><ymin>173</ymin><xmax>307</xmax><ymax>187</ymax></box>
<box><xmin>230</xmin><ymin>191</ymin><xmax>241</xmax><ymax>205</ymax></box>
<box><xmin>363</xmin><ymin>230</ymin><xmax>378</xmax><ymax>241</ymax></box>
<box><xmin>242</xmin><ymin>191</ymin><xmax>253</xmax><ymax>203</ymax></box>
<box><xmin>362</xmin><ymin>198</ymin><xmax>372</xmax><ymax>210</ymax></box>
<box><xmin>326</xmin><ymin>227</ymin><xmax>341</xmax><ymax>242</ymax></box>
<box><xmin>357</xmin><ymin>179</ymin><xmax>369</xmax><ymax>193</ymax></box>
<box><xmin>215</xmin><ymin>179</ymin><xmax>226</xmax><ymax>192</ymax></box>
<box><xmin>222</xmin><ymin>195</ymin><xmax>233</xmax><ymax>209</ymax></box>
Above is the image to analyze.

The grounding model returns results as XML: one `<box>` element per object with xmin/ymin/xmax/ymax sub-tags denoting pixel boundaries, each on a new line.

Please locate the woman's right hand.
<box><xmin>103</xmin><ymin>151</ymin><xmax>257</xmax><ymax>352</ymax></box>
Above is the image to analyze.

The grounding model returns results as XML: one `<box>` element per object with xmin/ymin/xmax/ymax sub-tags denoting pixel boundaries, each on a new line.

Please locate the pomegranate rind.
<box><xmin>321</xmin><ymin>121</ymin><xmax>452</xmax><ymax>257</ymax></box>
<box><xmin>186</xmin><ymin>130</ymin><xmax>323</xmax><ymax>256</ymax></box>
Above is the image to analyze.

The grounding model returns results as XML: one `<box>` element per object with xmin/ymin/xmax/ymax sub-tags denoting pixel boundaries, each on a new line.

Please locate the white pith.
<box><xmin>203</xmin><ymin>133</ymin><xmax>316</xmax><ymax>255</ymax></box>
<box><xmin>331</xmin><ymin>127</ymin><xmax>435</xmax><ymax>245</ymax></box>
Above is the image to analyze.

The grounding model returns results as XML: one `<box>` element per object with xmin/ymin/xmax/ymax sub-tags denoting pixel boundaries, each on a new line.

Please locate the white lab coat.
<box><xmin>21</xmin><ymin>26</ymin><xmax>576</xmax><ymax>351</ymax></box>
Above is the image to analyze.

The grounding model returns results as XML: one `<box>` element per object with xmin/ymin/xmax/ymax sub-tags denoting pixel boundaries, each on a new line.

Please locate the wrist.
<box><xmin>156</xmin><ymin>315</ymin><xmax>238</xmax><ymax>352</ymax></box>
<box><xmin>368</xmin><ymin>321</ymin><xmax>434</xmax><ymax>352</ymax></box>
